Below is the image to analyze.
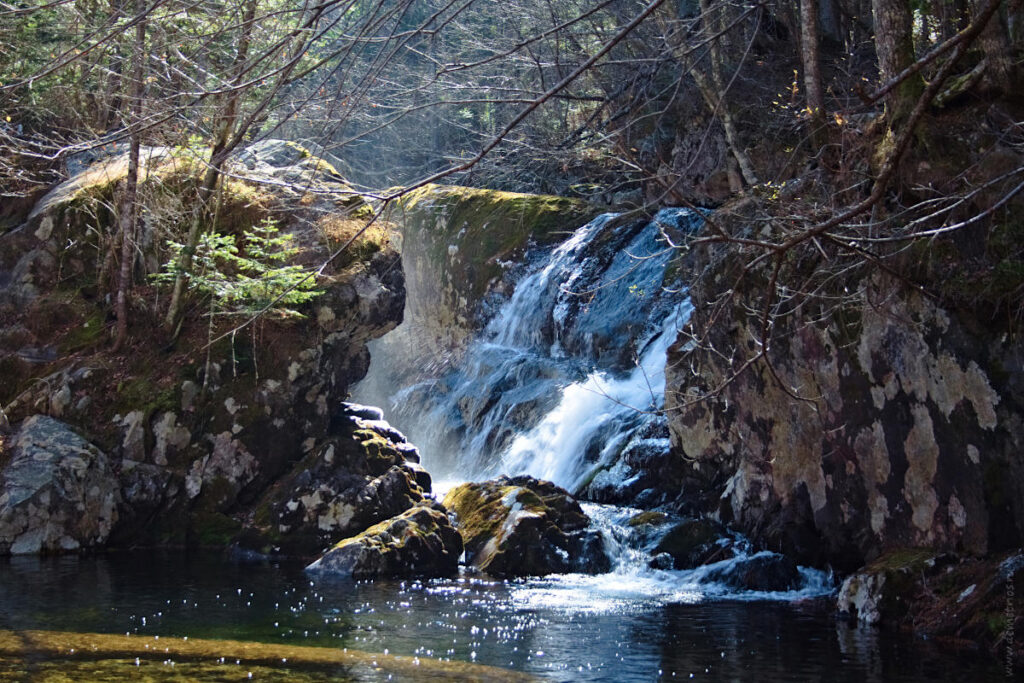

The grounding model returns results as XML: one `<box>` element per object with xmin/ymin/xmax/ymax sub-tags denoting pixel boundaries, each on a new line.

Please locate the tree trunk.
<box><xmin>696</xmin><ymin>0</ymin><xmax>760</xmax><ymax>187</ymax></box>
<box><xmin>112</xmin><ymin>0</ymin><xmax>146</xmax><ymax>351</ymax></box>
<box><xmin>819</xmin><ymin>0</ymin><xmax>843</xmax><ymax>43</ymax></box>
<box><xmin>973</xmin><ymin>0</ymin><xmax>1015</xmax><ymax>93</ymax></box>
<box><xmin>801</xmin><ymin>0</ymin><xmax>828</xmax><ymax>147</ymax></box>
<box><xmin>872</xmin><ymin>0</ymin><xmax>923</xmax><ymax>126</ymax></box>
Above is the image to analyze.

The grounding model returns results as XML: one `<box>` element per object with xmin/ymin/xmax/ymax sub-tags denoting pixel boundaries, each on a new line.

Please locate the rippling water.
<box><xmin>0</xmin><ymin>552</ymin><xmax>1004</xmax><ymax>681</ymax></box>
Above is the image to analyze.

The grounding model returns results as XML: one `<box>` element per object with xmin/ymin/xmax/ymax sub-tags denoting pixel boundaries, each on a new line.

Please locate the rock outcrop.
<box><xmin>443</xmin><ymin>475</ymin><xmax>609</xmax><ymax>577</ymax></box>
<box><xmin>368</xmin><ymin>185</ymin><xmax>599</xmax><ymax>380</ymax></box>
<box><xmin>0</xmin><ymin>141</ymin><xmax>407</xmax><ymax>554</ymax></box>
<box><xmin>667</xmin><ymin>268</ymin><xmax>1023</xmax><ymax>572</ymax></box>
<box><xmin>836</xmin><ymin>549</ymin><xmax>1024</xmax><ymax>659</ymax></box>
<box><xmin>305</xmin><ymin>503</ymin><xmax>462</xmax><ymax>579</ymax></box>
<box><xmin>0</xmin><ymin>416</ymin><xmax>120</xmax><ymax>554</ymax></box>
<box><xmin>235</xmin><ymin>405</ymin><xmax>431</xmax><ymax>556</ymax></box>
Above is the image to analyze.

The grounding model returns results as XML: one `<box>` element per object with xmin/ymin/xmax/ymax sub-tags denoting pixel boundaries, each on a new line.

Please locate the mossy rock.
<box><xmin>443</xmin><ymin>475</ymin><xmax>607</xmax><ymax>577</ymax></box>
<box><xmin>306</xmin><ymin>503</ymin><xmax>462</xmax><ymax>579</ymax></box>
<box><xmin>392</xmin><ymin>184</ymin><xmax>601</xmax><ymax>311</ymax></box>
<box><xmin>628</xmin><ymin>510</ymin><xmax>669</xmax><ymax>527</ymax></box>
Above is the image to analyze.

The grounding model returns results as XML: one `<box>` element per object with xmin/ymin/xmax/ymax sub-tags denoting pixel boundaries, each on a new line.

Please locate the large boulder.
<box><xmin>234</xmin><ymin>408</ymin><xmax>430</xmax><ymax>557</ymax></box>
<box><xmin>0</xmin><ymin>416</ymin><xmax>121</xmax><ymax>554</ymax></box>
<box><xmin>443</xmin><ymin>475</ymin><xmax>609</xmax><ymax>577</ymax></box>
<box><xmin>701</xmin><ymin>552</ymin><xmax>802</xmax><ymax>592</ymax></box>
<box><xmin>651</xmin><ymin>517</ymin><xmax>737</xmax><ymax>570</ymax></box>
<box><xmin>305</xmin><ymin>503</ymin><xmax>462</xmax><ymax>579</ymax></box>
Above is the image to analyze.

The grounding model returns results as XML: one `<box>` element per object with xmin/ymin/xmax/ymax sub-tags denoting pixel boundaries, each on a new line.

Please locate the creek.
<box><xmin>0</xmin><ymin>210</ymin><xmax>1004</xmax><ymax>680</ymax></box>
<box><xmin>0</xmin><ymin>550</ymin><xmax>1002</xmax><ymax>681</ymax></box>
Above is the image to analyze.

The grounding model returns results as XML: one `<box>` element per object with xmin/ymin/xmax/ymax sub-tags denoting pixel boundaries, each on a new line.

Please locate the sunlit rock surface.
<box><xmin>0</xmin><ymin>416</ymin><xmax>120</xmax><ymax>554</ymax></box>
<box><xmin>0</xmin><ymin>629</ymin><xmax>531</xmax><ymax>682</ymax></box>
<box><xmin>306</xmin><ymin>502</ymin><xmax>462</xmax><ymax>579</ymax></box>
<box><xmin>443</xmin><ymin>475</ymin><xmax>609</xmax><ymax>577</ymax></box>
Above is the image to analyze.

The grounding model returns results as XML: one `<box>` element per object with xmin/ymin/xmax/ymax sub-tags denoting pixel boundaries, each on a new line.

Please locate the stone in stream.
<box><xmin>443</xmin><ymin>475</ymin><xmax>610</xmax><ymax>578</ymax></box>
<box><xmin>650</xmin><ymin>517</ymin><xmax>737</xmax><ymax>570</ymax></box>
<box><xmin>305</xmin><ymin>502</ymin><xmax>462</xmax><ymax>579</ymax></box>
<box><xmin>702</xmin><ymin>553</ymin><xmax>802</xmax><ymax>592</ymax></box>
<box><xmin>0</xmin><ymin>415</ymin><xmax>121</xmax><ymax>554</ymax></box>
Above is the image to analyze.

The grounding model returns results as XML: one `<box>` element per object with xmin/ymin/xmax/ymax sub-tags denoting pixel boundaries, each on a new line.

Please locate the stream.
<box><xmin>0</xmin><ymin>210</ymin><xmax>1007</xmax><ymax>680</ymax></box>
<box><xmin>0</xmin><ymin>550</ymin><xmax>1003</xmax><ymax>681</ymax></box>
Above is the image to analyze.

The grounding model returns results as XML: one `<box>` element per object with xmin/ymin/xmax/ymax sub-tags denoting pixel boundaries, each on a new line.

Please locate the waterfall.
<box><xmin>354</xmin><ymin>204</ymin><xmax>833</xmax><ymax>599</ymax></box>
<box><xmin>500</xmin><ymin>301</ymin><xmax>690</xmax><ymax>493</ymax></box>
<box><xmin>355</xmin><ymin>207</ymin><xmax>701</xmax><ymax>495</ymax></box>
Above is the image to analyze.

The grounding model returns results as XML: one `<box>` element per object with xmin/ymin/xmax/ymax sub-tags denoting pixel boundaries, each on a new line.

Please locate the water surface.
<box><xmin>0</xmin><ymin>552</ymin><xmax>1004</xmax><ymax>681</ymax></box>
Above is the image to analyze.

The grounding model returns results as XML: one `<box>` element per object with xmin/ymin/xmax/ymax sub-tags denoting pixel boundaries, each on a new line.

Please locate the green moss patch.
<box><xmin>393</xmin><ymin>184</ymin><xmax>600</xmax><ymax>305</ymax></box>
<box><xmin>190</xmin><ymin>511</ymin><xmax>242</xmax><ymax>547</ymax></box>
<box><xmin>628</xmin><ymin>511</ymin><xmax>669</xmax><ymax>527</ymax></box>
<box><xmin>0</xmin><ymin>629</ymin><xmax>532</xmax><ymax>682</ymax></box>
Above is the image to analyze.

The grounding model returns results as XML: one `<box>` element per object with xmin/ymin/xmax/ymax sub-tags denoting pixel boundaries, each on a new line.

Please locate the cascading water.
<box><xmin>358</xmin><ymin>208</ymin><xmax>698</xmax><ymax>496</ymax></box>
<box><xmin>354</xmin><ymin>206</ymin><xmax>832</xmax><ymax>600</ymax></box>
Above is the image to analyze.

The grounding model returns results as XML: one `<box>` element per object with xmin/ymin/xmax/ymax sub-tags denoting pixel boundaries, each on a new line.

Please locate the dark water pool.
<box><xmin>0</xmin><ymin>551</ymin><xmax>1006</xmax><ymax>681</ymax></box>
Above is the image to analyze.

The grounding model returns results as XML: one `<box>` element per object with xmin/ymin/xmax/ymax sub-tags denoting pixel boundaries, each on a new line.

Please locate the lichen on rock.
<box><xmin>0</xmin><ymin>416</ymin><xmax>120</xmax><ymax>554</ymax></box>
<box><xmin>666</xmin><ymin>267</ymin><xmax>1023</xmax><ymax>571</ymax></box>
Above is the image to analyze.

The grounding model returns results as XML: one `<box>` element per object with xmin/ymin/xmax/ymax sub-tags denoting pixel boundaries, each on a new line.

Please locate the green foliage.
<box><xmin>153</xmin><ymin>219</ymin><xmax>321</xmax><ymax>319</ymax></box>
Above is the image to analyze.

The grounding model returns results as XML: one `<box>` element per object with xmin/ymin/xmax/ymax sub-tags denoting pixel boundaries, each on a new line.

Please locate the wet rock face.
<box><xmin>305</xmin><ymin>503</ymin><xmax>462</xmax><ymax>579</ymax></box>
<box><xmin>443</xmin><ymin>475</ymin><xmax>610</xmax><ymax>578</ymax></box>
<box><xmin>666</xmin><ymin>270</ymin><xmax>1024</xmax><ymax>571</ymax></box>
<box><xmin>0</xmin><ymin>416</ymin><xmax>120</xmax><ymax>554</ymax></box>
<box><xmin>651</xmin><ymin>518</ymin><xmax>736</xmax><ymax>570</ymax></box>
<box><xmin>702</xmin><ymin>553</ymin><xmax>802</xmax><ymax>592</ymax></box>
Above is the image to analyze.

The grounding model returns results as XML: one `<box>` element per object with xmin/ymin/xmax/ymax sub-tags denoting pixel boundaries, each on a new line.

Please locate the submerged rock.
<box><xmin>306</xmin><ymin>503</ymin><xmax>462</xmax><ymax>579</ymax></box>
<box><xmin>0</xmin><ymin>416</ymin><xmax>121</xmax><ymax>554</ymax></box>
<box><xmin>443</xmin><ymin>475</ymin><xmax>609</xmax><ymax>578</ymax></box>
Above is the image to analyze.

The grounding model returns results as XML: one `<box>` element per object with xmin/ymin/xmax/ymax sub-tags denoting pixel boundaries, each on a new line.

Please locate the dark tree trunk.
<box><xmin>872</xmin><ymin>0</ymin><xmax>923</xmax><ymax>126</ymax></box>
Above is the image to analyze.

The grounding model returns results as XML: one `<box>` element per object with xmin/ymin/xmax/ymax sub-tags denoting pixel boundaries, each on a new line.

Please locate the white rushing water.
<box><xmin>501</xmin><ymin>301</ymin><xmax>691</xmax><ymax>492</ymax></box>
<box><xmin>509</xmin><ymin>503</ymin><xmax>835</xmax><ymax>613</ymax></box>
<box><xmin>355</xmin><ymin>206</ymin><xmax>833</xmax><ymax>602</ymax></box>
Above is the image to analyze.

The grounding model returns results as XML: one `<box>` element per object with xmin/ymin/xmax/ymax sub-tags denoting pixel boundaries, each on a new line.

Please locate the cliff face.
<box><xmin>666</xmin><ymin>263</ymin><xmax>1023</xmax><ymax>571</ymax></box>
<box><xmin>0</xmin><ymin>141</ymin><xmax>412</xmax><ymax>554</ymax></box>
<box><xmin>372</xmin><ymin>185</ymin><xmax>599</xmax><ymax>376</ymax></box>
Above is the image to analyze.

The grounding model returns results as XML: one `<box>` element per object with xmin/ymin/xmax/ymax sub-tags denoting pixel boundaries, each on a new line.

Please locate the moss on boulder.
<box><xmin>305</xmin><ymin>502</ymin><xmax>462</xmax><ymax>579</ymax></box>
<box><xmin>443</xmin><ymin>475</ymin><xmax>609</xmax><ymax>578</ymax></box>
<box><xmin>379</xmin><ymin>185</ymin><xmax>600</xmax><ymax>369</ymax></box>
